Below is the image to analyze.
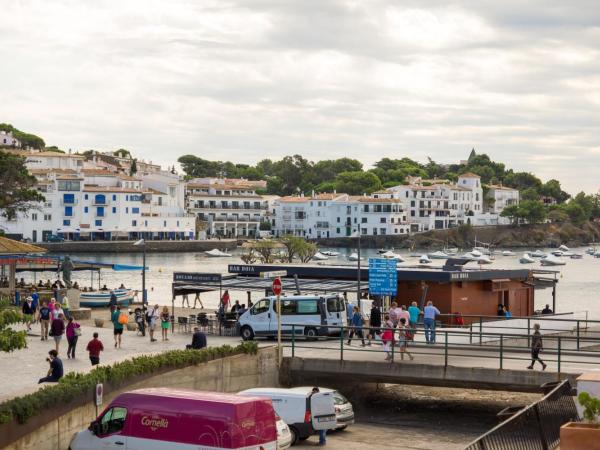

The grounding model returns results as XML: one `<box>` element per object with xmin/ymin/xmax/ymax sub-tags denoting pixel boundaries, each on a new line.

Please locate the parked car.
<box><xmin>276</xmin><ymin>415</ymin><xmax>292</xmax><ymax>450</ymax></box>
<box><xmin>68</xmin><ymin>388</ymin><xmax>278</xmax><ymax>450</ymax></box>
<box><xmin>238</xmin><ymin>387</ymin><xmax>337</xmax><ymax>446</ymax></box>
<box><xmin>47</xmin><ymin>234</ymin><xmax>64</xmax><ymax>242</ymax></box>
<box><xmin>288</xmin><ymin>387</ymin><xmax>354</xmax><ymax>430</ymax></box>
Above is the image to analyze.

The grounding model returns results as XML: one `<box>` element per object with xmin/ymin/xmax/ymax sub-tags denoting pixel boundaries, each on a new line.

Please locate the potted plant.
<box><xmin>94</xmin><ymin>318</ymin><xmax>104</xmax><ymax>328</ymax></box>
<box><xmin>560</xmin><ymin>392</ymin><xmax>600</xmax><ymax>450</ymax></box>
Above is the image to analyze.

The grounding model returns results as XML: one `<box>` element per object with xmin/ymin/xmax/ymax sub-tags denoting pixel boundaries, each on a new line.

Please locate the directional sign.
<box><xmin>95</xmin><ymin>383</ymin><xmax>104</xmax><ymax>407</ymax></box>
<box><xmin>368</xmin><ymin>258</ymin><xmax>398</xmax><ymax>296</ymax></box>
<box><xmin>261</xmin><ymin>270</ymin><xmax>287</xmax><ymax>279</ymax></box>
<box><xmin>272</xmin><ymin>277</ymin><xmax>282</xmax><ymax>296</ymax></box>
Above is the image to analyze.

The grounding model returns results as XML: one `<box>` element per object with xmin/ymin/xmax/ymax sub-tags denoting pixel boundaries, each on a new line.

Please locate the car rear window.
<box><xmin>333</xmin><ymin>391</ymin><xmax>349</xmax><ymax>405</ymax></box>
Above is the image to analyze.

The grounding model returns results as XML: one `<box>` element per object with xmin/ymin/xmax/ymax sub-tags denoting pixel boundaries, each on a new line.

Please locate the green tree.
<box><xmin>0</xmin><ymin>300</ymin><xmax>29</xmax><ymax>352</ymax></box>
<box><xmin>334</xmin><ymin>171</ymin><xmax>382</xmax><ymax>195</ymax></box>
<box><xmin>0</xmin><ymin>124</ymin><xmax>45</xmax><ymax>149</ymax></box>
<box><xmin>0</xmin><ymin>151</ymin><xmax>44</xmax><ymax>219</ymax></box>
<box><xmin>500</xmin><ymin>205</ymin><xmax>521</xmax><ymax>225</ymax></box>
<box><xmin>518</xmin><ymin>200</ymin><xmax>547</xmax><ymax>224</ymax></box>
<box><xmin>547</xmin><ymin>207</ymin><xmax>569</xmax><ymax>223</ymax></box>
<box><xmin>130</xmin><ymin>158</ymin><xmax>138</xmax><ymax>176</ymax></box>
<box><xmin>540</xmin><ymin>179</ymin><xmax>570</xmax><ymax>204</ymax></box>
<box><xmin>44</xmin><ymin>146</ymin><xmax>65</xmax><ymax>153</ymax></box>
<box><xmin>565</xmin><ymin>202</ymin><xmax>588</xmax><ymax>226</ymax></box>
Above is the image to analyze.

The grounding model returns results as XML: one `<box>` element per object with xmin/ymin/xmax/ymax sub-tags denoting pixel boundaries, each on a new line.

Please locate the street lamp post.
<box><xmin>356</xmin><ymin>223</ymin><xmax>362</xmax><ymax>310</ymax></box>
<box><xmin>133</xmin><ymin>239</ymin><xmax>147</xmax><ymax>313</ymax></box>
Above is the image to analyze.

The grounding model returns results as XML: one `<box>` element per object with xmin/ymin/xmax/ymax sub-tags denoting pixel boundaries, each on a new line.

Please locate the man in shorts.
<box><xmin>111</xmin><ymin>306</ymin><xmax>124</xmax><ymax>348</ymax></box>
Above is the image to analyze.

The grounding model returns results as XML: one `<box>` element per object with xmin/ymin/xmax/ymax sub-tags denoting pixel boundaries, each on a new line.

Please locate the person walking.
<box><xmin>86</xmin><ymin>332</ymin><xmax>104</xmax><ymax>366</ymax></box>
<box><xmin>367</xmin><ymin>303</ymin><xmax>381</xmax><ymax>345</ymax></box>
<box><xmin>389</xmin><ymin>302</ymin><xmax>400</xmax><ymax>327</ymax></box>
<box><xmin>160</xmin><ymin>306</ymin><xmax>170</xmax><ymax>341</ymax></box>
<box><xmin>398</xmin><ymin>318</ymin><xmax>414</xmax><ymax>361</ymax></box>
<box><xmin>22</xmin><ymin>297</ymin><xmax>35</xmax><ymax>331</ymax></box>
<box><xmin>52</xmin><ymin>302</ymin><xmax>64</xmax><ymax>320</ymax></box>
<box><xmin>347</xmin><ymin>306</ymin><xmax>365</xmax><ymax>346</ymax></box>
<box><xmin>109</xmin><ymin>290</ymin><xmax>117</xmax><ymax>309</ymax></box>
<box><xmin>30</xmin><ymin>288</ymin><xmax>39</xmax><ymax>322</ymax></box>
<box><xmin>39</xmin><ymin>301</ymin><xmax>51</xmax><ymax>340</ymax></box>
<box><xmin>50</xmin><ymin>314</ymin><xmax>65</xmax><ymax>354</ymax></box>
<box><xmin>181</xmin><ymin>293</ymin><xmax>190</xmax><ymax>308</ymax></box>
<box><xmin>381</xmin><ymin>313</ymin><xmax>394</xmax><ymax>361</ymax></box>
<box><xmin>62</xmin><ymin>296</ymin><xmax>71</xmax><ymax>319</ymax></box>
<box><xmin>111</xmin><ymin>306</ymin><xmax>124</xmax><ymax>348</ymax></box>
<box><xmin>38</xmin><ymin>350</ymin><xmax>63</xmax><ymax>384</ymax></box>
<box><xmin>310</xmin><ymin>387</ymin><xmax>327</xmax><ymax>446</ymax></box>
<box><xmin>65</xmin><ymin>316</ymin><xmax>81</xmax><ymax>359</ymax></box>
<box><xmin>148</xmin><ymin>304</ymin><xmax>159</xmax><ymax>342</ymax></box>
<box><xmin>527</xmin><ymin>323</ymin><xmax>547</xmax><ymax>370</ymax></box>
<box><xmin>193</xmin><ymin>292</ymin><xmax>204</xmax><ymax>309</ymax></box>
<box><xmin>423</xmin><ymin>301</ymin><xmax>440</xmax><ymax>344</ymax></box>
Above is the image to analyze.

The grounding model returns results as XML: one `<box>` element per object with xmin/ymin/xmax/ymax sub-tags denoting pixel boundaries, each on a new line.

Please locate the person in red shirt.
<box><xmin>220</xmin><ymin>290</ymin><xmax>231</xmax><ymax>311</ymax></box>
<box><xmin>86</xmin><ymin>332</ymin><xmax>104</xmax><ymax>366</ymax></box>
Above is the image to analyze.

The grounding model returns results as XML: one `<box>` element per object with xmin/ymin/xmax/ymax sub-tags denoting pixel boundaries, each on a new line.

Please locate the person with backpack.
<box><xmin>347</xmin><ymin>306</ymin><xmax>365</xmax><ymax>346</ymax></box>
<box><xmin>398</xmin><ymin>318</ymin><xmax>415</xmax><ymax>361</ymax></box>
<box><xmin>111</xmin><ymin>306</ymin><xmax>124</xmax><ymax>348</ymax></box>
<box><xmin>65</xmin><ymin>316</ymin><xmax>81</xmax><ymax>359</ymax></box>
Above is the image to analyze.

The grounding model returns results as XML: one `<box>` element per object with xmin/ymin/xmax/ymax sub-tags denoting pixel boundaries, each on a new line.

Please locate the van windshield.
<box><xmin>252</xmin><ymin>299</ymin><xmax>270</xmax><ymax>315</ymax></box>
<box><xmin>327</xmin><ymin>297</ymin><xmax>345</xmax><ymax>313</ymax></box>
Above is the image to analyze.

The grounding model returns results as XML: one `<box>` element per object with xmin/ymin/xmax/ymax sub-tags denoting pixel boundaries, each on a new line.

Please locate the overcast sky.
<box><xmin>1</xmin><ymin>0</ymin><xmax>599</xmax><ymax>193</ymax></box>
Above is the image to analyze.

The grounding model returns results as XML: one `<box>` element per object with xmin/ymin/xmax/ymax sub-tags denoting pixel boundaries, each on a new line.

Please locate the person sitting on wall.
<box><xmin>72</xmin><ymin>281</ymin><xmax>80</xmax><ymax>290</ymax></box>
<box><xmin>186</xmin><ymin>327</ymin><xmax>207</xmax><ymax>350</ymax></box>
<box><xmin>38</xmin><ymin>350</ymin><xmax>63</xmax><ymax>384</ymax></box>
<box><xmin>118</xmin><ymin>283</ymin><xmax>126</xmax><ymax>289</ymax></box>
<box><xmin>37</xmin><ymin>280</ymin><xmax>44</xmax><ymax>288</ymax></box>
<box><xmin>541</xmin><ymin>304</ymin><xmax>553</xmax><ymax>315</ymax></box>
<box><xmin>100</xmin><ymin>284</ymin><xmax>109</xmax><ymax>291</ymax></box>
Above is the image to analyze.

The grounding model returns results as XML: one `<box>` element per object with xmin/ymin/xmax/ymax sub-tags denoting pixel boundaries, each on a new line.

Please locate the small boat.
<box><xmin>530</xmin><ymin>250</ymin><xmax>546</xmax><ymax>258</ymax></box>
<box><xmin>80</xmin><ymin>289</ymin><xmax>134</xmax><ymax>308</ymax></box>
<box><xmin>205</xmin><ymin>249</ymin><xmax>232</xmax><ymax>257</ymax></box>
<box><xmin>586</xmin><ymin>248</ymin><xmax>596</xmax><ymax>255</ymax></box>
<box><xmin>312</xmin><ymin>252</ymin><xmax>329</xmax><ymax>261</ymax></box>
<box><xmin>445</xmin><ymin>247</ymin><xmax>459</xmax><ymax>255</ymax></box>
<box><xmin>594</xmin><ymin>251</ymin><xmax>600</xmax><ymax>258</ymax></box>
<box><xmin>381</xmin><ymin>251</ymin><xmax>405</xmax><ymax>262</ymax></box>
<box><xmin>473</xmin><ymin>246</ymin><xmax>490</xmax><ymax>255</ymax></box>
<box><xmin>321</xmin><ymin>250</ymin><xmax>340</xmax><ymax>257</ymax></box>
<box><xmin>348</xmin><ymin>252</ymin><xmax>362</xmax><ymax>262</ymax></box>
<box><xmin>570</xmin><ymin>254</ymin><xmax>583</xmax><ymax>259</ymax></box>
<box><xmin>419</xmin><ymin>254</ymin><xmax>432</xmax><ymax>264</ymax></box>
<box><xmin>471</xmin><ymin>255</ymin><xmax>493</xmax><ymax>265</ymax></box>
<box><xmin>541</xmin><ymin>255</ymin><xmax>567</xmax><ymax>266</ymax></box>
<box><xmin>428</xmin><ymin>251</ymin><xmax>449</xmax><ymax>259</ymax></box>
<box><xmin>377</xmin><ymin>249</ymin><xmax>390</xmax><ymax>254</ymax></box>
<box><xmin>551</xmin><ymin>250</ymin><xmax>564</xmax><ymax>257</ymax></box>
<box><xmin>502</xmin><ymin>250</ymin><xmax>516</xmax><ymax>256</ymax></box>
<box><xmin>559</xmin><ymin>245</ymin><xmax>570</xmax><ymax>252</ymax></box>
<box><xmin>470</xmin><ymin>249</ymin><xmax>483</xmax><ymax>258</ymax></box>
<box><xmin>520</xmin><ymin>253</ymin><xmax>535</xmax><ymax>264</ymax></box>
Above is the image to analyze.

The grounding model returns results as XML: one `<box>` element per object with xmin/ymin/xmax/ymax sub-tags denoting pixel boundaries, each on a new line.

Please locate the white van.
<box><xmin>238</xmin><ymin>388</ymin><xmax>337</xmax><ymax>446</ymax></box>
<box><xmin>239</xmin><ymin>294</ymin><xmax>346</xmax><ymax>341</ymax></box>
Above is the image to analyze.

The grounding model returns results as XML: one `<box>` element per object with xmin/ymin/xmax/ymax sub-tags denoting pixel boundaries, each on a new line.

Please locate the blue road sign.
<box><xmin>368</xmin><ymin>258</ymin><xmax>398</xmax><ymax>296</ymax></box>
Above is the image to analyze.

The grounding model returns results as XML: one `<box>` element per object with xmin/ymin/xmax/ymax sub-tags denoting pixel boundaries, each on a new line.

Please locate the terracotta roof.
<box><xmin>459</xmin><ymin>172</ymin><xmax>481</xmax><ymax>178</ymax></box>
<box><xmin>29</xmin><ymin>152</ymin><xmax>85</xmax><ymax>158</ymax></box>
<box><xmin>0</xmin><ymin>236</ymin><xmax>46</xmax><ymax>255</ymax></box>
<box><xmin>186</xmin><ymin>183</ymin><xmax>258</xmax><ymax>190</ymax></box>
<box><xmin>277</xmin><ymin>197</ymin><xmax>310</xmax><ymax>203</ymax></box>
<box><xmin>145</xmin><ymin>188</ymin><xmax>166</xmax><ymax>195</ymax></box>
<box><xmin>488</xmin><ymin>184</ymin><xmax>518</xmax><ymax>191</ymax></box>
<box><xmin>349</xmin><ymin>196</ymin><xmax>404</xmax><ymax>203</ymax></box>
<box><xmin>30</xmin><ymin>168</ymin><xmax>77</xmax><ymax>175</ymax></box>
<box><xmin>56</xmin><ymin>175</ymin><xmax>84</xmax><ymax>180</ymax></box>
<box><xmin>82</xmin><ymin>169</ymin><xmax>118</xmax><ymax>176</ymax></box>
<box><xmin>83</xmin><ymin>186</ymin><xmax>142</xmax><ymax>193</ymax></box>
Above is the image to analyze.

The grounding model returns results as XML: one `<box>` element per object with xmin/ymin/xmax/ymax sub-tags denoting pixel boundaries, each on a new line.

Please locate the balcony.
<box><xmin>60</xmin><ymin>199</ymin><xmax>78</xmax><ymax>206</ymax></box>
<box><xmin>93</xmin><ymin>199</ymin><xmax>109</xmax><ymax>206</ymax></box>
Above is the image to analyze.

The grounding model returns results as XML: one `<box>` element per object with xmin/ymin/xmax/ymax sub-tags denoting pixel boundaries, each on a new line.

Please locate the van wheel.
<box><xmin>305</xmin><ymin>327</ymin><xmax>318</xmax><ymax>341</ymax></box>
<box><xmin>240</xmin><ymin>326</ymin><xmax>254</xmax><ymax>341</ymax></box>
<box><xmin>289</xmin><ymin>426</ymin><xmax>299</xmax><ymax>446</ymax></box>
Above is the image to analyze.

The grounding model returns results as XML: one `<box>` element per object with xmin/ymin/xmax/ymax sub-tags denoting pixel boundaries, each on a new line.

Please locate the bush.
<box><xmin>0</xmin><ymin>342</ymin><xmax>258</xmax><ymax>425</ymax></box>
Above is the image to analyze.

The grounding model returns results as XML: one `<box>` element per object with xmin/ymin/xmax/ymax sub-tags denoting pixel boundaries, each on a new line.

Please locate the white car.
<box><xmin>276</xmin><ymin>416</ymin><xmax>292</xmax><ymax>450</ymax></box>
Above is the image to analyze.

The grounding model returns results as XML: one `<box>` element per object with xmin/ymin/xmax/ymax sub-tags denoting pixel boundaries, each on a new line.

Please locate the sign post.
<box><xmin>95</xmin><ymin>383</ymin><xmax>103</xmax><ymax>416</ymax></box>
<box><xmin>368</xmin><ymin>259</ymin><xmax>398</xmax><ymax>307</ymax></box>
<box><xmin>272</xmin><ymin>277</ymin><xmax>283</xmax><ymax>366</ymax></box>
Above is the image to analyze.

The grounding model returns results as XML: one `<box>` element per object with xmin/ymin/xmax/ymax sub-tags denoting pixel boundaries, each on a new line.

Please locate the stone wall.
<box><xmin>38</xmin><ymin>239</ymin><xmax>240</xmax><ymax>254</ymax></box>
<box><xmin>2</xmin><ymin>347</ymin><xmax>278</xmax><ymax>450</ymax></box>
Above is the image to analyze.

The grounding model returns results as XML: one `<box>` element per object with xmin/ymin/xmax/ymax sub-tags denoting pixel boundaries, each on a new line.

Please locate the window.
<box><xmin>361</xmin><ymin>217</ymin><xmax>367</xmax><ymax>223</ymax></box>
<box><xmin>296</xmin><ymin>300</ymin><xmax>318</xmax><ymax>314</ymax></box>
<box><xmin>31</xmin><ymin>213</ymin><xmax>38</xmax><ymax>221</ymax></box>
<box><xmin>112</xmin><ymin>195</ymin><xmax>117</xmax><ymax>201</ymax></box>
<box><xmin>327</xmin><ymin>297</ymin><xmax>345</xmax><ymax>312</ymax></box>
<box><xmin>64</xmin><ymin>206</ymin><xmax>73</xmax><ymax>217</ymax></box>
<box><xmin>380</xmin><ymin>217</ymin><xmax>386</xmax><ymax>223</ymax></box>
<box><xmin>84</xmin><ymin>194</ymin><xmax>88</xmax><ymax>200</ymax></box>
<box><xmin>112</xmin><ymin>207</ymin><xmax>117</xmax><ymax>213</ymax></box>
<box><xmin>84</xmin><ymin>207</ymin><xmax>89</xmax><ymax>213</ymax></box>
<box><xmin>275</xmin><ymin>300</ymin><xmax>297</xmax><ymax>315</ymax></box>
<box><xmin>96</xmin><ymin>207</ymin><xmax>105</xmax><ymax>217</ymax></box>
<box><xmin>58</xmin><ymin>180</ymin><xmax>80</xmax><ymax>191</ymax></box>
<box><xmin>132</xmin><ymin>220</ymin><xmax>137</xmax><ymax>226</ymax></box>
<box><xmin>126</xmin><ymin>207</ymin><xmax>129</xmax><ymax>214</ymax></box>
<box><xmin>99</xmin><ymin>407</ymin><xmax>128</xmax><ymax>436</ymax></box>
<box><xmin>251</xmin><ymin>299</ymin><xmax>270</xmax><ymax>315</ymax></box>
<box><xmin>44</xmin><ymin>214</ymin><xmax>52</xmax><ymax>221</ymax></box>
<box><xmin>380</xmin><ymin>228</ymin><xmax>386</xmax><ymax>235</ymax></box>
<box><xmin>63</xmin><ymin>193</ymin><xmax>75</xmax><ymax>204</ymax></box>
<box><xmin>63</xmin><ymin>219</ymin><xmax>70</xmax><ymax>226</ymax></box>
<box><xmin>169</xmin><ymin>186</ymin><xmax>176</xmax><ymax>197</ymax></box>
<box><xmin>94</xmin><ymin>194</ymin><xmax>106</xmax><ymax>205</ymax></box>
<box><xmin>95</xmin><ymin>220</ymin><xmax>102</xmax><ymax>226</ymax></box>
<box><xmin>132</xmin><ymin>207</ymin><xmax>140</xmax><ymax>214</ymax></box>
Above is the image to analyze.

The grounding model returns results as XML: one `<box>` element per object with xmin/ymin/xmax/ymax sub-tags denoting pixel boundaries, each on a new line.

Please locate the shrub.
<box><xmin>0</xmin><ymin>342</ymin><xmax>258</xmax><ymax>425</ymax></box>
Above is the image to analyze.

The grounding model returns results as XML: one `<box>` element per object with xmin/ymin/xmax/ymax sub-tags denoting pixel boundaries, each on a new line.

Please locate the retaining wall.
<box><xmin>38</xmin><ymin>240</ymin><xmax>240</xmax><ymax>254</ymax></box>
<box><xmin>2</xmin><ymin>347</ymin><xmax>278</xmax><ymax>450</ymax></box>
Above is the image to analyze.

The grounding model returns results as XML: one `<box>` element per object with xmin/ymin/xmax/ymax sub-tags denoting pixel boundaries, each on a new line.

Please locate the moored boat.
<box><xmin>348</xmin><ymin>252</ymin><xmax>362</xmax><ymax>262</ymax></box>
<box><xmin>428</xmin><ymin>251</ymin><xmax>449</xmax><ymax>259</ymax></box>
<box><xmin>312</xmin><ymin>252</ymin><xmax>329</xmax><ymax>261</ymax></box>
<box><xmin>520</xmin><ymin>253</ymin><xmax>535</xmax><ymax>264</ymax></box>
<box><xmin>80</xmin><ymin>289</ymin><xmax>134</xmax><ymax>308</ymax></box>
<box><xmin>205</xmin><ymin>249</ymin><xmax>232</xmax><ymax>257</ymax></box>
<box><xmin>321</xmin><ymin>250</ymin><xmax>340</xmax><ymax>257</ymax></box>
<box><xmin>502</xmin><ymin>250</ymin><xmax>516</xmax><ymax>256</ymax></box>
<box><xmin>540</xmin><ymin>255</ymin><xmax>567</xmax><ymax>266</ymax></box>
<box><xmin>381</xmin><ymin>251</ymin><xmax>404</xmax><ymax>261</ymax></box>
<box><xmin>419</xmin><ymin>254</ymin><xmax>432</xmax><ymax>264</ymax></box>
<box><xmin>530</xmin><ymin>250</ymin><xmax>546</xmax><ymax>258</ymax></box>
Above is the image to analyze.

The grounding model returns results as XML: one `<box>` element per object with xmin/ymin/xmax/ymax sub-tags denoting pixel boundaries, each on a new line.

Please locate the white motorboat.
<box><xmin>205</xmin><ymin>249</ymin><xmax>232</xmax><ymax>257</ymax></box>
<box><xmin>470</xmin><ymin>249</ymin><xmax>483</xmax><ymax>258</ymax></box>
<box><xmin>348</xmin><ymin>252</ymin><xmax>362</xmax><ymax>262</ymax></box>
<box><xmin>471</xmin><ymin>255</ymin><xmax>493</xmax><ymax>265</ymax></box>
<box><xmin>377</xmin><ymin>249</ymin><xmax>390</xmax><ymax>254</ymax></box>
<box><xmin>381</xmin><ymin>251</ymin><xmax>405</xmax><ymax>262</ymax></box>
<box><xmin>594</xmin><ymin>251</ymin><xmax>600</xmax><ymax>258</ymax></box>
<box><xmin>473</xmin><ymin>246</ymin><xmax>491</xmax><ymax>255</ymax></box>
<box><xmin>570</xmin><ymin>254</ymin><xmax>583</xmax><ymax>260</ymax></box>
<box><xmin>519</xmin><ymin>253</ymin><xmax>535</xmax><ymax>264</ymax></box>
<box><xmin>559</xmin><ymin>245</ymin><xmax>570</xmax><ymax>252</ymax></box>
<box><xmin>502</xmin><ymin>250</ymin><xmax>516</xmax><ymax>256</ymax></box>
<box><xmin>321</xmin><ymin>250</ymin><xmax>340</xmax><ymax>257</ymax></box>
<box><xmin>541</xmin><ymin>255</ymin><xmax>567</xmax><ymax>266</ymax></box>
<box><xmin>530</xmin><ymin>250</ymin><xmax>546</xmax><ymax>258</ymax></box>
<box><xmin>428</xmin><ymin>251</ymin><xmax>449</xmax><ymax>259</ymax></box>
<box><xmin>312</xmin><ymin>252</ymin><xmax>329</xmax><ymax>261</ymax></box>
<box><xmin>419</xmin><ymin>255</ymin><xmax>432</xmax><ymax>264</ymax></box>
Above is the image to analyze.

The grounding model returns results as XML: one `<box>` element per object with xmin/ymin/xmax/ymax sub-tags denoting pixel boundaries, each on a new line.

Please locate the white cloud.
<box><xmin>0</xmin><ymin>0</ymin><xmax>599</xmax><ymax>193</ymax></box>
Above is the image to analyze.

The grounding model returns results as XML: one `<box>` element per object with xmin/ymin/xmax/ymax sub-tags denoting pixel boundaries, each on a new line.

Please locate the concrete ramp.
<box><xmin>282</xmin><ymin>357</ymin><xmax>580</xmax><ymax>393</ymax></box>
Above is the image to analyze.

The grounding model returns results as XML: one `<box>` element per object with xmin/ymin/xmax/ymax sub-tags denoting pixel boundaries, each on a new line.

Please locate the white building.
<box><xmin>0</xmin><ymin>155</ymin><xmax>195</xmax><ymax>242</ymax></box>
<box><xmin>272</xmin><ymin>193</ymin><xmax>409</xmax><ymax>238</ymax></box>
<box><xmin>185</xmin><ymin>179</ymin><xmax>270</xmax><ymax>238</ymax></box>
<box><xmin>0</xmin><ymin>131</ymin><xmax>21</xmax><ymax>147</ymax></box>
<box><xmin>486</xmin><ymin>185</ymin><xmax>520</xmax><ymax>214</ymax></box>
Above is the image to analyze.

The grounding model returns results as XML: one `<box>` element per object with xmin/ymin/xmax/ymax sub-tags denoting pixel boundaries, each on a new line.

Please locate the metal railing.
<box><xmin>283</xmin><ymin>323</ymin><xmax>600</xmax><ymax>372</ymax></box>
<box><xmin>464</xmin><ymin>379</ymin><xmax>579</xmax><ymax>450</ymax></box>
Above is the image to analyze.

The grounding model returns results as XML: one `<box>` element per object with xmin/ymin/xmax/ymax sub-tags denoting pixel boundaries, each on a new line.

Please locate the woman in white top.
<box><xmin>52</xmin><ymin>302</ymin><xmax>65</xmax><ymax>320</ymax></box>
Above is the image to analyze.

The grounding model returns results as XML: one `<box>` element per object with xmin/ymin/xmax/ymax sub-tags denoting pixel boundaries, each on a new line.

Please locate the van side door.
<box><xmin>310</xmin><ymin>392</ymin><xmax>337</xmax><ymax>431</ymax></box>
<box><xmin>94</xmin><ymin>406</ymin><xmax>129</xmax><ymax>448</ymax></box>
<box><xmin>249</xmin><ymin>299</ymin><xmax>272</xmax><ymax>336</ymax></box>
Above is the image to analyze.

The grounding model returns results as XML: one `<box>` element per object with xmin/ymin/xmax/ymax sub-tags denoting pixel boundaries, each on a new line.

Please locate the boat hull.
<box><xmin>80</xmin><ymin>289</ymin><xmax>134</xmax><ymax>308</ymax></box>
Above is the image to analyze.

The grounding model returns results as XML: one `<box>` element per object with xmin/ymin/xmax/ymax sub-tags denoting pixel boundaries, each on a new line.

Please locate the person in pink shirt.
<box><xmin>389</xmin><ymin>302</ymin><xmax>400</xmax><ymax>327</ymax></box>
<box><xmin>397</xmin><ymin>305</ymin><xmax>411</xmax><ymax>332</ymax></box>
<box><xmin>48</xmin><ymin>298</ymin><xmax>56</xmax><ymax>316</ymax></box>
